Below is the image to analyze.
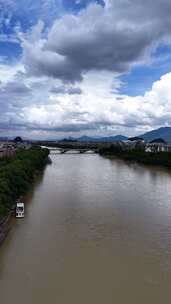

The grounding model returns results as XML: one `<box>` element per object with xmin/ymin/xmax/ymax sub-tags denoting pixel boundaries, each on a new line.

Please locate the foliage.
<box><xmin>99</xmin><ymin>145</ymin><xmax>171</xmax><ymax>168</ymax></box>
<box><xmin>0</xmin><ymin>147</ymin><xmax>49</xmax><ymax>219</ymax></box>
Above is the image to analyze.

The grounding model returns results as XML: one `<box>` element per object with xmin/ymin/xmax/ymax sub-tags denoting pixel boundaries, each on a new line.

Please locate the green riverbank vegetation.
<box><xmin>99</xmin><ymin>145</ymin><xmax>171</xmax><ymax>168</ymax></box>
<box><xmin>0</xmin><ymin>146</ymin><xmax>49</xmax><ymax>219</ymax></box>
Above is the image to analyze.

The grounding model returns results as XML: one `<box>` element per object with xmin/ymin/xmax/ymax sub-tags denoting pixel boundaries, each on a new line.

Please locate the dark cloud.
<box><xmin>23</xmin><ymin>1</ymin><xmax>171</xmax><ymax>82</ymax></box>
<box><xmin>21</xmin><ymin>121</ymin><xmax>114</xmax><ymax>133</ymax></box>
<box><xmin>0</xmin><ymin>81</ymin><xmax>31</xmax><ymax>95</ymax></box>
<box><xmin>50</xmin><ymin>85</ymin><xmax>82</xmax><ymax>95</ymax></box>
<box><xmin>0</xmin><ymin>80</ymin><xmax>32</xmax><ymax>112</ymax></box>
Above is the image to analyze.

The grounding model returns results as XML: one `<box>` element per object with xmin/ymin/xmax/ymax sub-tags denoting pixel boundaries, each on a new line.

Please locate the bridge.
<box><xmin>42</xmin><ymin>141</ymin><xmax>103</xmax><ymax>155</ymax></box>
<box><xmin>50</xmin><ymin>148</ymin><xmax>99</xmax><ymax>154</ymax></box>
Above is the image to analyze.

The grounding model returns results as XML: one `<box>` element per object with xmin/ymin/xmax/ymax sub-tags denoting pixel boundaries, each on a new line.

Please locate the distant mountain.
<box><xmin>128</xmin><ymin>136</ymin><xmax>144</xmax><ymax>141</ymax></box>
<box><xmin>150</xmin><ymin>138</ymin><xmax>166</xmax><ymax>144</ymax></box>
<box><xmin>140</xmin><ymin>127</ymin><xmax>171</xmax><ymax>143</ymax></box>
<box><xmin>97</xmin><ymin>135</ymin><xmax>128</xmax><ymax>142</ymax></box>
<box><xmin>0</xmin><ymin>137</ymin><xmax>8</xmax><ymax>141</ymax></box>
<box><xmin>77</xmin><ymin>135</ymin><xmax>128</xmax><ymax>142</ymax></box>
<box><xmin>77</xmin><ymin>135</ymin><xmax>94</xmax><ymax>142</ymax></box>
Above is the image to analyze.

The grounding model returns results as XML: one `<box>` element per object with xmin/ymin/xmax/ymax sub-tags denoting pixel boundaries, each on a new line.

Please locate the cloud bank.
<box><xmin>22</xmin><ymin>0</ymin><xmax>171</xmax><ymax>82</ymax></box>
<box><xmin>1</xmin><ymin>0</ymin><xmax>171</xmax><ymax>138</ymax></box>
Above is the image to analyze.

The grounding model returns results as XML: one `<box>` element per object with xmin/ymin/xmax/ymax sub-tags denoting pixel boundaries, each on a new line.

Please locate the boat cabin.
<box><xmin>16</xmin><ymin>202</ymin><xmax>24</xmax><ymax>218</ymax></box>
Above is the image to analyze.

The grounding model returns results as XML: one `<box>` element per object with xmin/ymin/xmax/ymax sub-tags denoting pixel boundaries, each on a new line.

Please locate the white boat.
<box><xmin>16</xmin><ymin>202</ymin><xmax>24</xmax><ymax>218</ymax></box>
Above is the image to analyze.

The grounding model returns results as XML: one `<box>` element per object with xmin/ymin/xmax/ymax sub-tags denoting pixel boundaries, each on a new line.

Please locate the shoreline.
<box><xmin>0</xmin><ymin>148</ymin><xmax>50</xmax><ymax>247</ymax></box>
<box><xmin>0</xmin><ymin>163</ymin><xmax>50</xmax><ymax>247</ymax></box>
<box><xmin>0</xmin><ymin>212</ymin><xmax>13</xmax><ymax>245</ymax></box>
<box><xmin>99</xmin><ymin>150</ymin><xmax>171</xmax><ymax>170</ymax></box>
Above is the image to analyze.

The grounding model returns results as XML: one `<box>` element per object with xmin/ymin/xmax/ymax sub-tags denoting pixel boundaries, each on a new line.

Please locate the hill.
<box><xmin>140</xmin><ymin>127</ymin><xmax>171</xmax><ymax>143</ymax></box>
<box><xmin>77</xmin><ymin>135</ymin><xmax>128</xmax><ymax>142</ymax></box>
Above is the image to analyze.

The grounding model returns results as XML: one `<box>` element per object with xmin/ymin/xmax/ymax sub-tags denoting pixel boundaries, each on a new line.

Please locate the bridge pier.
<box><xmin>60</xmin><ymin>149</ymin><xmax>67</xmax><ymax>154</ymax></box>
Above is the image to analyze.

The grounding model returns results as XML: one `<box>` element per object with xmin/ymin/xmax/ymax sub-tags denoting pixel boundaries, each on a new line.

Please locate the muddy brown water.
<box><xmin>0</xmin><ymin>153</ymin><xmax>171</xmax><ymax>303</ymax></box>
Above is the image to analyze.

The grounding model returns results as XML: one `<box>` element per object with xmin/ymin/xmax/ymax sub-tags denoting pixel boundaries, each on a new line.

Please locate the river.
<box><xmin>0</xmin><ymin>153</ymin><xmax>171</xmax><ymax>303</ymax></box>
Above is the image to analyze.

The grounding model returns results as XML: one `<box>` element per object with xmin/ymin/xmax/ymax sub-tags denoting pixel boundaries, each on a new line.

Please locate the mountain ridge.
<box><xmin>59</xmin><ymin>127</ymin><xmax>171</xmax><ymax>143</ymax></box>
<box><xmin>77</xmin><ymin>135</ymin><xmax>128</xmax><ymax>142</ymax></box>
<box><xmin>140</xmin><ymin>127</ymin><xmax>171</xmax><ymax>143</ymax></box>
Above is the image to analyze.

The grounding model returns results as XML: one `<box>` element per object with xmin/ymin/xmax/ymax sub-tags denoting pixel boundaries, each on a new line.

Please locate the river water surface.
<box><xmin>0</xmin><ymin>153</ymin><xmax>171</xmax><ymax>303</ymax></box>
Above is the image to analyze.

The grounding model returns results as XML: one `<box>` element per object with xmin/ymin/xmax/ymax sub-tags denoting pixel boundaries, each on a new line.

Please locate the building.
<box><xmin>0</xmin><ymin>144</ymin><xmax>16</xmax><ymax>158</ymax></box>
<box><xmin>145</xmin><ymin>139</ymin><xmax>171</xmax><ymax>153</ymax></box>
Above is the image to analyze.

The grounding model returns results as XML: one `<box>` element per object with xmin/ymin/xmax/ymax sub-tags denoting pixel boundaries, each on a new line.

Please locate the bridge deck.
<box><xmin>50</xmin><ymin>148</ymin><xmax>98</xmax><ymax>154</ymax></box>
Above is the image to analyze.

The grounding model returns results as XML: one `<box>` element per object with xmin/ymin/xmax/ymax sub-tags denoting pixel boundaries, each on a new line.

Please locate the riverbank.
<box><xmin>0</xmin><ymin>212</ymin><xmax>13</xmax><ymax>245</ymax></box>
<box><xmin>0</xmin><ymin>146</ymin><xmax>49</xmax><ymax>243</ymax></box>
<box><xmin>99</xmin><ymin>146</ymin><xmax>171</xmax><ymax>168</ymax></box>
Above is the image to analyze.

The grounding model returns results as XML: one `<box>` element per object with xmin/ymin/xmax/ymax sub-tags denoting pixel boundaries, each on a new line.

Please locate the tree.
<box><xmin>14</xmin><ymin>136</ymin><xmax>23</xmax><ymax>143</ymax></box>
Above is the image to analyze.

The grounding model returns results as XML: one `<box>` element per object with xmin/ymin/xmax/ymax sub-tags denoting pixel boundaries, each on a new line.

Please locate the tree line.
<box><xmin>0</xmin><ymin>146</ymin><xmax>49</xmax><ymax>219</ymax></box>
<box><xmin>99</xmin><ymin>145</ymin><xmax>171</xmax><ymax>168</ymax></box>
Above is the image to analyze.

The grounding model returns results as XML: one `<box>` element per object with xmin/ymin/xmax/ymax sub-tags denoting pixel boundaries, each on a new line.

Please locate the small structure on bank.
<box><xmin>0</xmin><ymin>136</ymin><xmax>32</xmax><ymax>158</ymax></box>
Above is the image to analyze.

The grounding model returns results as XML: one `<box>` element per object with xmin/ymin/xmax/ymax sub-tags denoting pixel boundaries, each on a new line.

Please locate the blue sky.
<box><xmin>119</xmin><ymin>44</ymin><xmax>171</xmax><ymax>96</ymax></box>
<box><xmin>0</xmin><ymin>0</ymin><xmax>171</xmax><ymax>139</ymax></box>
<box><xmin>0</xmin><ymin>1</ymin><xmax>104</xmax><ymax>62</ymax></box>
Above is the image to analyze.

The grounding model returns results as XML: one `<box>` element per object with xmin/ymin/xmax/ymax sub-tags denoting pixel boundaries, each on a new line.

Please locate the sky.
<box><xmin>1</xmin><ymin>0</ymin><xmax>171</xmax><ymax>139</ymax></box>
